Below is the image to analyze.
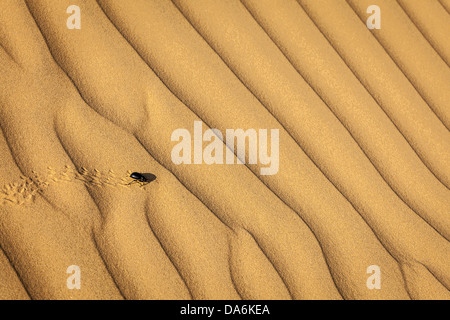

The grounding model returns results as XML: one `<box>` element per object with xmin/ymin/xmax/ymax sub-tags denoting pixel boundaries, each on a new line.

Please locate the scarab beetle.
<box><xmin>127</xmin><ymin>172</ymin><xmax>156</xmax><ymax>187</ymax></box>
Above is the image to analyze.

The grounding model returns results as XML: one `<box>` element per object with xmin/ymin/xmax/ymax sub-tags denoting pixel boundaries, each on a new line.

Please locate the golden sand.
<box><xmin>0</xmin><ymin>0</ymin><xmax>448</xmax><ymax>300</ymax></box>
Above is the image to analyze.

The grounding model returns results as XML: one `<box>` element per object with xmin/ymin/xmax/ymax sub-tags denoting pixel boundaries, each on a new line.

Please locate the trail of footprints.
<box><xmin>0</xmin><ymin>166</ymin><xmax>133</xmax><ymax>206</ymax></box>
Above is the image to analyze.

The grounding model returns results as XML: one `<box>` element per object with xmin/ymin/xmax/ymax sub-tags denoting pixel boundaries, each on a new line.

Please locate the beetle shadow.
<box><xmin>142</xmin><ymin>173</ymin><xmax>157</xmax><ymax>183</ymax></box>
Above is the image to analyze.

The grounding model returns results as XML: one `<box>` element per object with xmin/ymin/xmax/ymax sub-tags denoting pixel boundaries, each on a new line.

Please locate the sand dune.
<box><xmin>0</xmin><ymin>0</ymin><xmax>448</xmax><ymax>300</ymax></box>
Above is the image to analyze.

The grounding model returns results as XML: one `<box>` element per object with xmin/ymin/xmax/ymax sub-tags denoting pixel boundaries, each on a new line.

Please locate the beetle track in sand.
<box><xmin>0</xmin><ymin>166</ymin><xmax>134</xmax><ymax>206</ymax></box>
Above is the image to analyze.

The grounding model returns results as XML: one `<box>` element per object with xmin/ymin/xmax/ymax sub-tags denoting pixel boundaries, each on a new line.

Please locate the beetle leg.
<box><xmin>139</xmin><ymin>181</ymin><xmax>150</xmax><ymax>188</ymax></box>
<box><xmin>127</xmin><ymin>180</ymin><xmax>138</xmax><ymax>186</ymax></box>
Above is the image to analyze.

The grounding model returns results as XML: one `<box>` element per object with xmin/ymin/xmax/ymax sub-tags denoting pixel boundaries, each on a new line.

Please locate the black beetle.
<box><xmin>127</xmin><ymin>172</ymin><xmax>156</xmax><ymax>187</ymax></box>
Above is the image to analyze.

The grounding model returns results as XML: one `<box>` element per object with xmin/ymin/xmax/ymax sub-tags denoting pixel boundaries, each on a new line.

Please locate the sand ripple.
<box><xmin>0</xmin><ymin>0</ymin><xmax>448</xmax><ymax>300</ymax></box>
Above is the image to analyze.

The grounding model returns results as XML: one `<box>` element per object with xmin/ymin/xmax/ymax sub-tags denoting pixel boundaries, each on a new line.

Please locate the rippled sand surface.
<box><xmin>0</xmin><ymin>0</ymin><xmax>449</xmax><ymax>300</ymax></box>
